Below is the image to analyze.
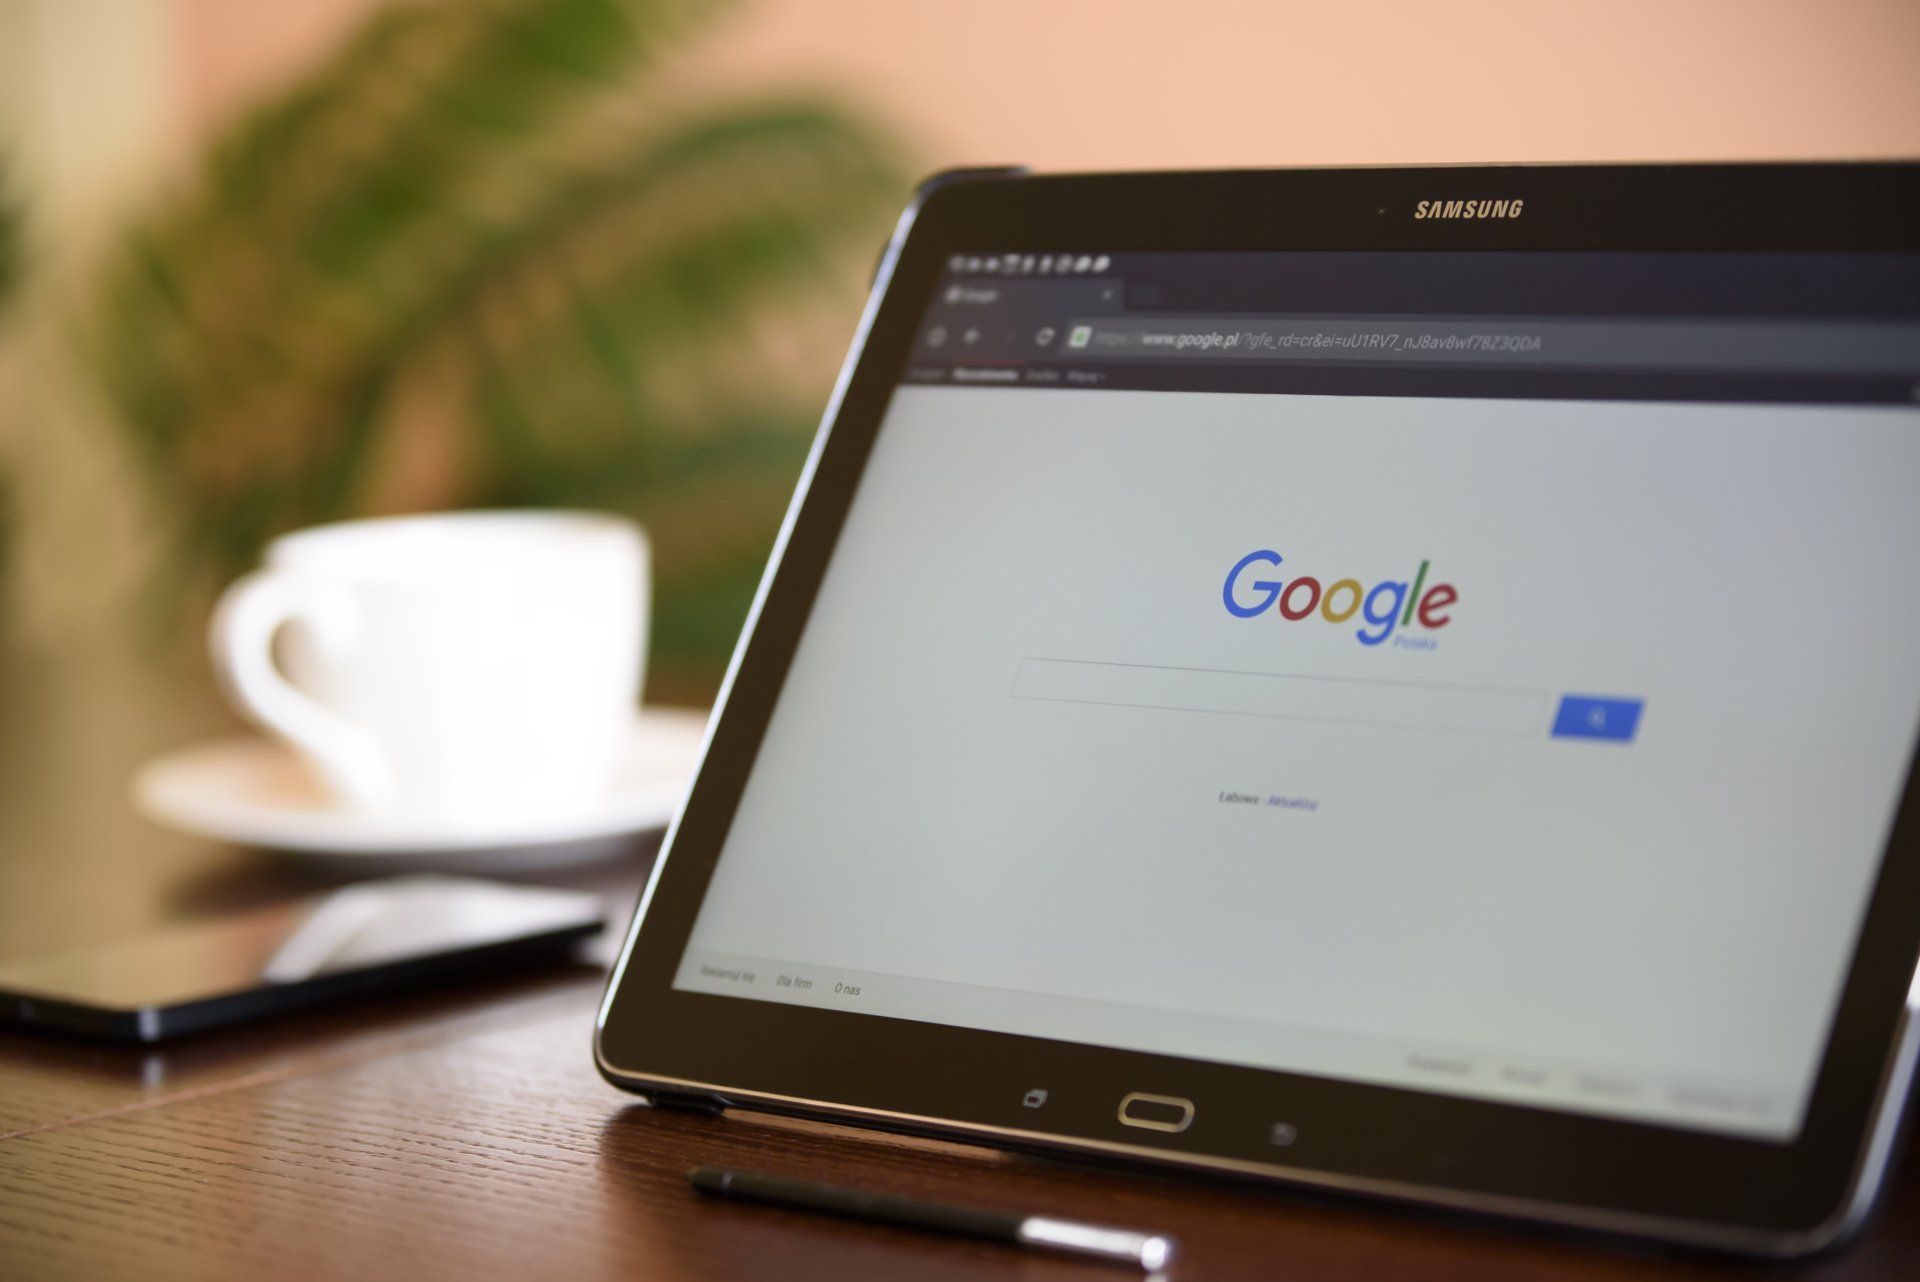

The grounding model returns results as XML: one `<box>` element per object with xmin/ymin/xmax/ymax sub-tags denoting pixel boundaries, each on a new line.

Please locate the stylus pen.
<box><xmin>688</xmin><ymin>1165</ymin><xmax>1175</xmax><ymax>1271</ymax></box>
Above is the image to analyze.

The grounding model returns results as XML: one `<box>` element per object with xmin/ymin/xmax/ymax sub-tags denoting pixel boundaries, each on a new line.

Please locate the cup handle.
<box><xmin>209</xmin><ymin>570</ymin><xmax>389</xmax><ymax>808</ymax></box>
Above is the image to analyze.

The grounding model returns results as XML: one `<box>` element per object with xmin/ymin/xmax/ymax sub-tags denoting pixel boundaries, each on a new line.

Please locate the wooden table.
<box><xmin>1</xmin><ymin>642</ymin><xmax>1916</xmax><ymax>1279</ymax></box>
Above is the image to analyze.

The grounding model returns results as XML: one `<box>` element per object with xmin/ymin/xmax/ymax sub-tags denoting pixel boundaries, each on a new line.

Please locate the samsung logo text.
<box><xmin>1413</xmin><ymin>198</ymin><xmax>1524</xmax><ymax>220</ymax></box>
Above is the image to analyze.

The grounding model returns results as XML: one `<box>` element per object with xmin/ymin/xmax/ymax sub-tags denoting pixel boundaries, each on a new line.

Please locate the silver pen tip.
<box><xmin>1019</xmin><ymin>1216</ymin><xmax>1177</xmax><ymax>1270</ymax></box>
<box><xmin>1140</xmin><ymin>1234</ymin><xmax>1174</xmax><ymax>1271</ymax></box>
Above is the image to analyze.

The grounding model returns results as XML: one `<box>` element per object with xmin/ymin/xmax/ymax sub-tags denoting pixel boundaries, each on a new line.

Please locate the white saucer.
<box><xmin>132</xmin><ymin>707</ymin><xmax>709</xmax><ymax>869</ymax></box>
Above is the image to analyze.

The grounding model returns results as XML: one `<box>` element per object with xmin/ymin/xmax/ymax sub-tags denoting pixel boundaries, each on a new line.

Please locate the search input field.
<box><xmin>1012</xmin><ymin>658</ymin><xmax>1552</xmax><ymax>737</ymax></box>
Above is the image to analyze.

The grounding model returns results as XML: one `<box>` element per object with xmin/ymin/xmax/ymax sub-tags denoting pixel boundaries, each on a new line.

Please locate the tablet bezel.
<box><xmin>596</xmin><ymin>163</ymin><xmax>1920</xmax><ymax>1255</ymax></box>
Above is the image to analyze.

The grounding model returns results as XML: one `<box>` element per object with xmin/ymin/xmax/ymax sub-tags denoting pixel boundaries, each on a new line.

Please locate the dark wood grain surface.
<box><xmin>3</xmin><ymin>977</ymin><xmax>1917</xmax><ymax>1282</ymax></box>
<box><xmin>1</xmin><ymin>642</ymin><xmax>1915</xmax><ymax>1279</ymax></box>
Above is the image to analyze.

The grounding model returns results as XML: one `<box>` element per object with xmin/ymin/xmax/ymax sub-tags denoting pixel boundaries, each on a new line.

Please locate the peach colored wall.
<box><xmin>173</xmin><ymin>0</ymin><xmax>388</xmax><ymax>136</ymax></box>
<box><xmin>172</xmin><ymin>0</ymin><xmax>1920</xmax><ymax>166</ymax></box>
<box><xmin>694</xmin><ymin>0</ymin><xmax>1920</xmax><ymax>167</ymax></box>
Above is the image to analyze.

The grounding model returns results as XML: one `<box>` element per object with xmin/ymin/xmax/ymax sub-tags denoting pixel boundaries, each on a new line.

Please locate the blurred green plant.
<box><xmin>88</xmin><ymin>0</ymin><xmax>904</xmax><ymax>696</ymax></box>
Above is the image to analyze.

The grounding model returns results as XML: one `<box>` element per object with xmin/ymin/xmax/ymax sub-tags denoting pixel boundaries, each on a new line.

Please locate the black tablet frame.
<box><xmin>596</xmin><ymin>163</ymin><xmax>1920</xmax><ymax>1256</ymax></box>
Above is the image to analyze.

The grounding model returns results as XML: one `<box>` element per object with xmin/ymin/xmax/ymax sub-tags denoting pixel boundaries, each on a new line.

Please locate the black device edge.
<box><xmin>594</xmin><ymin>162</ymin><xmax>1920</xmax><ymax>1258</ymax></box>
<box><xmin>4</xmin><ymin>917</ymin><xmax>603</xmax><ymax>1042</ymax></box>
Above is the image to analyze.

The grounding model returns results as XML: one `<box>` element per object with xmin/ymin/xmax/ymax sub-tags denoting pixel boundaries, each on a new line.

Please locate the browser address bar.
<box><xmin>1060</xmin><ymin>316</ymin><xmax>1920</xmax><ymax>373</ymax></box>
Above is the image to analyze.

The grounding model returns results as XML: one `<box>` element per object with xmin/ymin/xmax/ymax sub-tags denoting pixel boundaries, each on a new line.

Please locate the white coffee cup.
<box><xmin>210</xmin><ymin>510</ymin><xmax>648</xmax><ymax>829</ymax></box>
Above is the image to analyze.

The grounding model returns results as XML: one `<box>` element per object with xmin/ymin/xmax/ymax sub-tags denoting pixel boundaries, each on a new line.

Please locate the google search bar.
<box><xmin>1012</xmin><ymin>658</ymin><xmax>1553</xmax><ymax>738</ymax></box>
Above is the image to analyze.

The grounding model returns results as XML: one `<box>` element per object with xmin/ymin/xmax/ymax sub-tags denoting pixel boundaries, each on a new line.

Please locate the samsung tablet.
<box><xmin>596</xmin><ymin>163</ymin><xmax>1920</xmax><ymax>1256</ymax></box>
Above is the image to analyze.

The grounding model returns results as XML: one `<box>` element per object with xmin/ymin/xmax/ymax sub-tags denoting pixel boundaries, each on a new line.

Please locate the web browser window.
<box><xmin>676</xmin><ymin>251</ymin><xmax>1920</xmax><ymax>1142</ymax></box>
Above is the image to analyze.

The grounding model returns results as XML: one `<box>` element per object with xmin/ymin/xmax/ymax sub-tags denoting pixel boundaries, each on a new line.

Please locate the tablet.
<box><xmin>596</xmin><ymin>164</ymin><xmax>1920</xmax><ymax>1256</ymax></box>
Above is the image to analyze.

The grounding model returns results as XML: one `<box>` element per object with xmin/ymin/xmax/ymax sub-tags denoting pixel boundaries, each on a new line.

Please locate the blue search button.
<box><xmin>1552</xmin><ymin>696</ymin><xmax>1643</xmax><ymax>743</ymax></box>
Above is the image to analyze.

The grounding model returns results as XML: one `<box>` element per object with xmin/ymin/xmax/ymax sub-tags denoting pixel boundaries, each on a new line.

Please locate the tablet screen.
<box><xmin>674</xmin><ymin>251</ymin><xmax>1920</xmax><ymax>1143</ymax></box>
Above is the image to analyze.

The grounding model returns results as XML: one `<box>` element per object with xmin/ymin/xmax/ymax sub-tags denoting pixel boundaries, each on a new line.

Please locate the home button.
<box><xmin>1118</xmin><ymin>1091</ymin><xmax>1195</xmax><ymax>1133</ymax></box>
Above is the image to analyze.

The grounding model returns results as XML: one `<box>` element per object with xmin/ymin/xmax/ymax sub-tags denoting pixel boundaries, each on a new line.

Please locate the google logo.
<box><xmin>1223</xmin><ymin>551</ymin><xmax>1457</xmax><ymax>647</ymax></box>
